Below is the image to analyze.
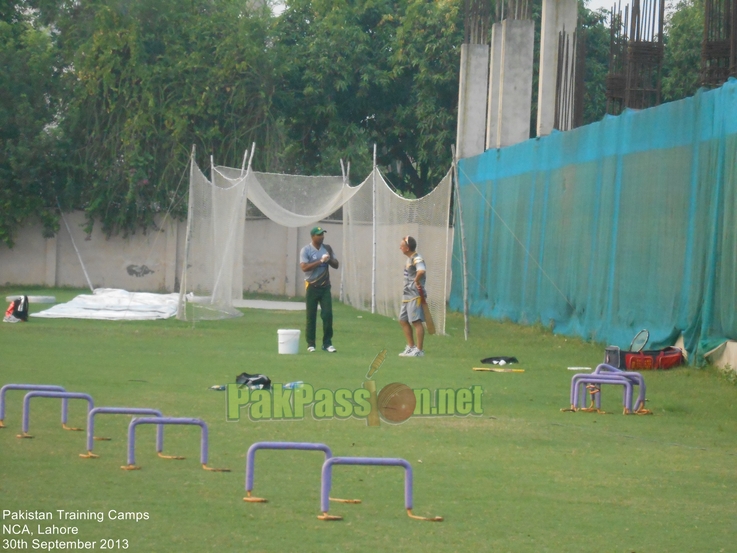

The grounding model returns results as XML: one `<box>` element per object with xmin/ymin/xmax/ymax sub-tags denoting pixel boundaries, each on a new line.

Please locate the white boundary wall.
<box><xmin>0</xmin><ymin>213</ymin><xmax>343</xmax><ymax>298</ymax></box>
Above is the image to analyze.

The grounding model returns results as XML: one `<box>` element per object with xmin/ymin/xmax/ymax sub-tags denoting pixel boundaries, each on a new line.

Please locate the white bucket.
<box><xmin>277</xmin><ymin>329</ymin><xmax>301</xmax><ymax>354</ymax></box>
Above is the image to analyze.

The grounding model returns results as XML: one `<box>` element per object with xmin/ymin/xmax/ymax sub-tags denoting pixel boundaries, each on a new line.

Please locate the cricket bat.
<box><xmin>472</xmin><ymin>367</ymin><xmax>525</xmax><ymax>373</ymax></box>
<box><xmin>417</xmin><ymin>285</ymin><xmax>435</xmax><ymax>335</ymax></box>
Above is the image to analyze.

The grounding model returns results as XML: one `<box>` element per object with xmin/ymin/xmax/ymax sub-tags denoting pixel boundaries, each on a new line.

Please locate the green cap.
<box><xmin>310</xmin><ymin>226</ymin><xmax>327</xmax><ymax>236</ymax></box>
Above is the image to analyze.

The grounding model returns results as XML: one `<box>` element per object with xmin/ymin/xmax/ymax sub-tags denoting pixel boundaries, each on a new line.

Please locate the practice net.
<box><xmin>176</xmin><ymin>159</ymin><xmax>247</xmax><ymax>321</ymax></box>
<box><xmin>342</xmin><ymin>168</ymin><xmax>453</xmax><ymax>334</ymax></box>
<box><xmin>178</xmin><ymin>154</ymin><xmax>453</xmax><ymax>333</ymax></box>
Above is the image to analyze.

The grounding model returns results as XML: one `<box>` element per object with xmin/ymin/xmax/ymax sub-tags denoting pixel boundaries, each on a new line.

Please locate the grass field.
<box><xmin>1</xmin><ymin>287</ymin><xmax>736</xmax><ymax>552</ymax></box>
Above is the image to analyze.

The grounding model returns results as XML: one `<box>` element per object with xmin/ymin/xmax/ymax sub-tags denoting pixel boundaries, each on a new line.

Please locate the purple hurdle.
<box><xmin>17</xmin><ymin>391</ymin><xmax>94</xmax><ymax>438</ymax></box>
<box><xmin>80</xmin><ymin>408</ymin><xmax>165</xmax><ymax>459</ymax></box>
<box><xmin>244</xmin><ymin>441</ymin><xmax>360</xmax><ymax>505</ymax></box>
<box><xmin>563</xmin><ymin>363</ymin><xmax>651</xmax><ymax>415</ymax></box>
<box><xmin>594</xmin><ymin>364</ymin><xmax>651</xmax><ymax>414</ymax></box>
<box><xmin>121</xmin><ymin>417</ymin><xmax>229</xmax><ymax>472</ymax></box>
<box><xmin>0</xmin><ymin>384</ymin><xmax>68</xmax><ymax>429</ymax></box>
<box><xmin>318</xmin><ymin>457</ymin><xmax>442</xmax><ymax>522</ymax></box>
<box><xmin>570</xmin><ymin>374</ymin><xmax>634</xmax><ymax>413</ymax></box>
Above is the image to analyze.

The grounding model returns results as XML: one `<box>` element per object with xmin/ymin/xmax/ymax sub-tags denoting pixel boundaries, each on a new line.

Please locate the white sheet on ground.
<box><xmin>31</xmin><ymin>289</ymin><xmax>179</xmax><ymax>320</ymax></box>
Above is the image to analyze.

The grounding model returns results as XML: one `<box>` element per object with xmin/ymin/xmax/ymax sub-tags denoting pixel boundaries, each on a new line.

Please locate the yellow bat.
<box><xmin>417</xmin><ymin>285</ymin><xmax>435</xmax><ymax>335</ymax></box>
<box><xmin>472</xmin><ymin>367</ymin><xmax>525</xmax><ymax>373</ymax></box>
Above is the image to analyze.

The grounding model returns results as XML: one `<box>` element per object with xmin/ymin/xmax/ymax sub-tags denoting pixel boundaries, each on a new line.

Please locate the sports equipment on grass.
<box><xmin>563</xmin><ymin>363</ymin><xmax>651</xmax><ymax>415</ymax></box>
<box><xmin>0</xmin><ymin>384</ymin><xmax>67</xmax><ymax>428</ymax></box>
<box><xmin>318</xmin><ymin>457</ymin><xmax>442</xmax><ymax>522</ymax></box>
<box><xmin>244</xmin><ymin>441</ymin><xmax>360</xmax><ymax>504</ymax></box>
<box><xmin>473</xmin><ymin>366</ymin><xmax>521</xmax><ymax>372</ymax></box>
<box><xmin>80</xmin><ymin>407</ymin><xmax>165</xmax><ymax>459</ymax></box>
<box><xmin>17</xmin><ymin>391</ymin><xmax>94</xmax><ymax>438</ymax></box>
<box><xmin>121</xmin><ymin>417</ymin><xmax>229</xmax><ymax>472</ymax></box>
<box><xmin>630</xmin><ymin>329</ymin><xmax>650</xmax><ymax>352</ymax></box>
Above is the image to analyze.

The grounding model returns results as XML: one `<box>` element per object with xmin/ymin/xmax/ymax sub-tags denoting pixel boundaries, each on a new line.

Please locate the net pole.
<box><xmin>177</xmin><ymin>145</ymin><xmax>196</xmax><ymax>320</ymax></box>
<box><xmin>440</xmin><ymin>169</ymin><xmax>453</xmax><ymax>336</ymax></box>
<box><xmin>451</xmin><ymin>145</ymin><xmax>470</xmax><ymax>340</ymax></box>
<box><xmin>339</xmin><ymin>159</ymin><xmax>346</xmax><ymax>304</ymax></box>
<box><xmin>371</xmin><ymin>144</ymin><xmax>377</xmax><ymax>314</ymax></box>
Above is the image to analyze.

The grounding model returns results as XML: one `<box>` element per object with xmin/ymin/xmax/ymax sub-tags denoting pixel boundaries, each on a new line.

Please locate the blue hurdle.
<box><xmin>80</xmin><ymin>407</ymin><xmax>164</xmax><ymax>459</ymax></box>
<box><xmin>121</xmin><ymin>417</ymin><xmax>229</xmax><ymax>472</ymax></box>
<box><xmin>318</xmin><ymin>457</ymin><xmax>442</xmax><ymax>522</ymax></box>
<box><xmin>17</xmin><ymin>391</ymin><xmax>94</xmax><ymax>438</ymax></box>
<box><xmin>0</xmin><ymin>384</ymin><xmax>67</xmax><ymax>429</ymax></box>
<box><xmin>244</xmin><ymin>441</ymin><xmax>360</xmax><ymax>504</ymax></box>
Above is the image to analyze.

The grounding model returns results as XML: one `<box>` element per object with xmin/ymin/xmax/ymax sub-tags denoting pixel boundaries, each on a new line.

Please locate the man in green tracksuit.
<box><xmin>299</xmin><ymin>226</ymin><xmax>339</xmax><ymax>353</ymax></box>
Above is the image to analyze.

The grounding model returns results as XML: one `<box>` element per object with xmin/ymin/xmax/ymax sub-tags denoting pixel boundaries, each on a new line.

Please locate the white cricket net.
<box><xmin>216</xmin><ymin>166</ymin><xmax>361</xmax><ymax>227</ymax></box>
<box><xmin>342</xmin><ymin>168</ymin><xmax>453</xmax><ymax>334</ymax></box>
<box><xmin>177</xmin><ymin>160</ymin><xmax>247</xmax><ymax>321</ymax></box>
<box><xmin>179</xmin><ymin>155</ymin><xmax>452</xmax><ymax>332</ymax></box>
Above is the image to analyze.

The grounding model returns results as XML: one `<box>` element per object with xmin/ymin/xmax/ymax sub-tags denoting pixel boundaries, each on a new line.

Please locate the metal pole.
<box><xmin>177</xmin><ymin>145</ymin><xmax>196</xmax><ymax>320</ymax></box>
<box><xmin>371</xmin><ymin>144</ymin><xmax>377</xmax><ymax>314</ymax></box>
<box><xmin>451</xmin><ymin>145</ymin><xmax>470</xmax><ymax>340</ymax></box>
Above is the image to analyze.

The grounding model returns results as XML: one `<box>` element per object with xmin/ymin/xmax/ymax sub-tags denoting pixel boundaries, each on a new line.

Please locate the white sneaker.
<box><xmin>322</xmin><ymin>345</ymin><xmax>337</xmax><ymax>353</ymax></box>
<box><xmin>3</xmin><ymin>315</ymin><xmax>20</xmax><ymax>323</ymax></box>
<box><xmin>409</xmin><ymin>348</ymin><xmax>424</xmax><ymax>357</ymax></box>
<box><xmin>398</xmin><ymin>345</ymin><xmax>414</xmax><ymax>357</ymax></box>
<box><xmin>307</xmin><ymin>346</ymin><xmax>316</xmax><ymax>352</ymax></box>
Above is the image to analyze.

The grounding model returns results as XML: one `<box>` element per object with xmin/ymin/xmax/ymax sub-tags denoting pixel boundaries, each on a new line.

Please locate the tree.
<box><xmin>661</xmin><ymin>0</ymin><xmax>703</xmax><ymax>102</ymax></box>
<box><xmin>0</xmin><ymin>1</ymin><xmax>64</xmax><ymax>246</ymax></box>
<box><xmin>55</xmin><ymin>0</ymin><xmax>277</xmax><ymax>237</ymax></box>
<box><xmin>272</xmin><ymin>0</ymin><xmax>462</xmax><ymax>197</ymax></box>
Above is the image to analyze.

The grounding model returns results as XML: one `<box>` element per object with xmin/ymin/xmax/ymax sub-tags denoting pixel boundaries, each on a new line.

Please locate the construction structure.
<box><xmin>701</xmin><ymin>0</ymin><xmax>737</xmax><ymax>87</ymax></box>
<box><xmin>606</xmin><ymin>0</ymin><xmax>665</xmax><ymax>115</ymax></box>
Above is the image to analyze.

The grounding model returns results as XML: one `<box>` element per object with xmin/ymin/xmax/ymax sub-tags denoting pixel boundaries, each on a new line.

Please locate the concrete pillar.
<box><xmin>497</xmin><ymin>19</ymin><xmax>535</xmax><ymax>148</ymax></box>
<box><xmin>536</xmin><ymin>0</ymin><xmax>578</xmax><ymax>137</ymax></box>
<box><xmin>456</xmin><ymin>43</ymin><xmax>490</xmax><ymax>159</ymax></box>
<box><xmin>486</xmin><ymin>23</ymin><xmax>503</xmax><ymax>150</ymax></box>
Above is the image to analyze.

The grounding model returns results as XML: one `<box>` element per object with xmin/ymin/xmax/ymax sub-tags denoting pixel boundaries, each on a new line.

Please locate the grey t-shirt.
<box><xmin>402</xmin><ymin>252</ymin><xmax>426</xmax><ymax>300</ymax></box>
<box><xmin>300</xmin><ymin>243</ymin><xmax>331</xmax><ymax>287</ymax></box>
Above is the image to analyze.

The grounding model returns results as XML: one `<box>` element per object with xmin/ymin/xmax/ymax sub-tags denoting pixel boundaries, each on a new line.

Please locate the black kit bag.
<box><xmin>235</xmin><ymin>372</ymin><xmax>271</xmax><ymax>390</ymax></box>
<box><xmin>4</xmin><ymin>295</ymin><xmax>29</xmax><ymax>322</ymax></box>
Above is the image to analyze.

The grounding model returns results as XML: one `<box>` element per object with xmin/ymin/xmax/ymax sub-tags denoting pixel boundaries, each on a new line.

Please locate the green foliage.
<box><xmin>273</xmin><ymin>0</ymin><xmax>462</xmax><ymax>196</ymax></box>
<box><xmin>57</xmin><ymin>0</ymin><xmax>276</xmax><ymax>237</ymax></box>
<box><xmin>0</xmin><ymin>2</ymin><xmax>63</xmax><ymax>246</ymax></box>
<box><xmin>0</xmin><ymin>0</ymin><xmax>711</xmax><ymax>242</ymax></box>
<box><xmin>662</xmin><ymin>0</ymin><xmax>704</xmax><ymax>102</ymax></box>
<box><xmin>579</xmin><ymin>2</ymin><xmax>609</xmax><ymax>125</ymax></box>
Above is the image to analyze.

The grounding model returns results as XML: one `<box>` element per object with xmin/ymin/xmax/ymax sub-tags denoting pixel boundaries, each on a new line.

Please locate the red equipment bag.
<box><xmin>623</xmin><ymin>347</ymin><xmax>684</xmax><ymax>370</ymax></box>
<box><xmin>604</xmin><ymin>329</ymin><xmax>685</xmax><ymax>371</ymax></box>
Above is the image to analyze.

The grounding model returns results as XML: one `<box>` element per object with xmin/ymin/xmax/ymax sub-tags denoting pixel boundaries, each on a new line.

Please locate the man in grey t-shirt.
<box><xmin>398</xmin><ymin>235</ymin><xmax>426</xmax><ymax>357</ymax></box>
<box><xmin>299</xmin><ymin>226</ymin><xmax>339</xmax><ymax>353</ymax></box>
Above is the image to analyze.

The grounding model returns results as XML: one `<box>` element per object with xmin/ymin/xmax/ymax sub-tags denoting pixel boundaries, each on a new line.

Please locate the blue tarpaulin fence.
<box><xmin>451</xmin><ymin>79</ymin><xmax>737</xmax><ymax>361</ymax></box>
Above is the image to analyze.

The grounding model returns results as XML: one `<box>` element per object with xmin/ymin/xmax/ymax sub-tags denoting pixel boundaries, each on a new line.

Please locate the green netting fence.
<box><xmin>451</xmin><ymin>78</ymin><xmax>737</xmax><ymax>362</ymax></box>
